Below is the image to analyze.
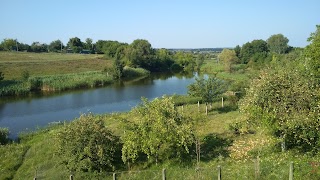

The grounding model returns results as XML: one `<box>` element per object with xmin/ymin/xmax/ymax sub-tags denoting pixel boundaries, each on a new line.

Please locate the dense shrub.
<box><xmin>0</xmin><ymin>127</ymin><xmax>9</xmax><ymax>145</ymax></box>
<box><xmin>56</xmin><ymin>114</ymin><xmax>121</xmax><ymax>173</ymax></box>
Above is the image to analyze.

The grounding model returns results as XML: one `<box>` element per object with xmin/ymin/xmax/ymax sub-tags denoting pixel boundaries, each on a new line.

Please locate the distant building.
<box><xmin>80</xmin><ymin>49</ymin><xmax>91</xmax><ymax>54</ymax></box>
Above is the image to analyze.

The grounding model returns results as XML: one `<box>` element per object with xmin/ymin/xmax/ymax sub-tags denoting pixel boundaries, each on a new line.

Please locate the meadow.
<box><xmin>0</xmin><ymin>100</ymin><xmax>318</xmax><ymax>179</ymax></box>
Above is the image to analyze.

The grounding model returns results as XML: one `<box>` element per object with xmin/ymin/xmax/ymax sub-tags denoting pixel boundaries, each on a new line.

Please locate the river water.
<box><xmin>0</xmin><ymin>72</ymin><xmax>197</xmax><ymax>139</ymax></box>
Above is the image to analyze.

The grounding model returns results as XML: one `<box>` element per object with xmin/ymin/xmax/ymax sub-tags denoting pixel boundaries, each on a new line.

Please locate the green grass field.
<box><xmin>0</xmin><ymin>51</ymin><xmax>111</xmax><ymax>80</ymax></box>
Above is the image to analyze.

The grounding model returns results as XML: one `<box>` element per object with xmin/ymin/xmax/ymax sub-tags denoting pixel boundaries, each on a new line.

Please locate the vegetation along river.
<box><xmin>0</xmin><ymin>72</ymin><xmax>199</xmax><ymax>139</ymax></box>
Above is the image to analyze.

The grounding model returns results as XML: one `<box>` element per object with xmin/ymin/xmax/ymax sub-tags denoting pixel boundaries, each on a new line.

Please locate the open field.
<box><xmin>0</xmin><ymin>52</ymin><xmax>111</xmax><ymax>80</ymax></box>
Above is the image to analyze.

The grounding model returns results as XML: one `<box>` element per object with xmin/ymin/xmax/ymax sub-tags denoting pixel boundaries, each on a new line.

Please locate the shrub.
<box><xmin>0</xmin><ymin>127</ymin><xmax>9</xmax><ymax>145</ymax></box>
<box><xmin>0</xmin><ymin>71</ymin><xmax>4</xmax><ymax>81</ymax></box>
<box><xmin>56</xmin><ymin>114</ymin><xmax>121</xmax><ymax>173</ymax></box>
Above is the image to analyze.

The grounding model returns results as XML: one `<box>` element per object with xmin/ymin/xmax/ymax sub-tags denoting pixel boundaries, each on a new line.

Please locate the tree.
<box><xmin>30</xmin><ymin>42</ymin><xmax>48</xmax><ymax>52</ymax></box>
<box><xmin>267</xmin><ymin>34</ymin><xmax>289</xmax><ymax>54</ymax></box>
<box><xmin>188</xmin><ymin>76</ymin><xmax>226</xmax><ymax>114</ymax></box>
<box><xmin>305</xmin><ymin>25</ymin><xmax>320</xmax><ymax>82</ymax></box>
<box><xmin>121</xmin><ymin>97</ymin><xmax>195</xmax><ymax>164</ymax></box>
<box><xmin>49</xmin><ymin>39</ymin><xmax>63</xmax><ymax>52</ymax></box>
<box><xmin>1</xmin><ymin>39</ymin><xmax>17</xmax><ymax>51</ymax></box>
<box><xmin>234</xmin><ymin>45</ymin><xmax>241</xmax><ymax>59</ymax></box>
<box><xmin>125</xmin><ymin>39</ymin><xmax>154</xmax><ymax>69</ymax></box>
<box><xmin>240</xmin><ymin>40</ymin><xmax>268</xmax><ymax>64</ymax></box>
<box><xmin>67</xmin><ymin>37</ymin><xmax>83</xmax><ymax>53</ymax></box>
<box><xmin>56</xmin><ymin>114</ymin><xmax>121</xmax><ymax>173</ymax></box>
<box><xmin>218</xmin><ymin>49</ymin><xmax>239</xmax><ymax>73</ymax></box>
<box><xmin>239</xmin><ymin>67</ymin><xmax>320</xmax><ymax>152</ymax></box>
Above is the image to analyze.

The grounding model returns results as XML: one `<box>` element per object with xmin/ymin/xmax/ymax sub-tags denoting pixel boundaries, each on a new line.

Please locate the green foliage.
<box><xmin>49</xmin><ymin>39</ymin><xmax>63</xmax><ymax>52</ymax></box>
<box><xmin>1</xmin><ymin>38</ymin><xmax>17</xmax><ymax>51</ymax></box>
<box><xmin>240</xmin><ymin>67</ymin><xmax>320</xmax><ymax>152</ymax></box>
<box><xmin>121</xmin><ymin>97</ymin><xmax>195</xmax><ymax>164</ymax></box>
<box><xmin>30</xmin><ymin>42</ymin><xmax>48</xmax><ymax>52</ymax></box>
<box><xmin>0</xmin><ymin>127</ymin><xmax>9</xmax><ymax>145</ymax></box>
<box><xmin>21</xmin><ymin>70</ymin><xmax>30</xmax><ymax>81</ymax></box>
<box><xmin>107</xmin><ymin>58</ymin><xmax>124</xmax><ymax>80</ymax></box>
<box><xmin>188</xmin><ymin>76</ymin><xmax>226</xmax><ymax>105</ymax></box>
<box><xmin>267</xmin><ymin>34</ymin><xmax>289</xmax><ymax>54</ymax></box>
<box><xmin>122</xmin><ymin>66</ymin><xmax>150</xmax><ymax>78</ymax></box>
<box><xmin>56</xmin><ymin>114</ymin><xmax>121</xmax><ymax>173</ymax></box>
<box><xmin>67</xmin><ymin>37</ymin><xmax>83</xmax><ymax>53</ymax></box>
<box><xmin>305</xmin><ymin>25</ymin><xmax>320</xmax><ymax>82</ymax></box>
<box><xmin>240</xmin><ymin>39</ymin><xmax>268</xmax><ymax>64</ymax></box>
<box><xmin>0</xmin><ymin>143</ymin><xmax>29</xmax><ymax>179</ymax></box>
<box><xmin>218</xmin><ymin>49</ymin><xmax>239</xmax><ymax>73</ymax></box>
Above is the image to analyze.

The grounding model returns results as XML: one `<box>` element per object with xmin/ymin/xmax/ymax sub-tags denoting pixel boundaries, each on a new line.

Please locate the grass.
<box><xmin>0</xmin><ymin>100</ymin><xmax>319</xmax><ymax>179</ymax></box>
<box><xmin>200</xmin><ymin>59</ymin><xmax>249</xmax><ymax>82</ymax></box>
<box><xmin>0</xmin><ymin>51</ymin><xmax>110</xmax><ymax>80</ymax></box>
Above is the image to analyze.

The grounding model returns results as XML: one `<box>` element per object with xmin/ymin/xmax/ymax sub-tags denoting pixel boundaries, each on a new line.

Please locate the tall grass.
<box><xmin>0</xmin><ymin>71</ymin><xmax>113</xmax><ymax>96</ymax></box>
<box><xmin>122</xmin><ymin>66</ymin><xmax>150</xmax><ymax>78</ymax></box>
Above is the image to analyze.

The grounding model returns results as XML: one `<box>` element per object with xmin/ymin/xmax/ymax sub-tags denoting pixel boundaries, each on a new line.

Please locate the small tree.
<box><xmin>121</xmin><ymin>97</ymin><xmax>195</xmax><ymax>164</ymax></box>
<box><xmin>56</xmin><ymin>114</ymin><xmax>121</xmax><ymax>173</ymax></box>
<box><xmin>188</xmin><ymin>76</ymin><xmax>226</xmax><ymax>114</ymax></box>
<box><xmin>218</xmin><ymin>49</ymin><xmax>239</xmax><ymax>73</ymax></box>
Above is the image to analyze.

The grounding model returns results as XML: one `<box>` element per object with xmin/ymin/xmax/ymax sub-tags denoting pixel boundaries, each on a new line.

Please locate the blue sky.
<box><xmin>1</xmin><ymin>0</ymin><xmax>319</xmax><ymax>48</ymax></box>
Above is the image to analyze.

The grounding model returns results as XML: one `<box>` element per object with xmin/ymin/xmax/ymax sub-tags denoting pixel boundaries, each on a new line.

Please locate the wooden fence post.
<box><xmin>217</xmin><ymin>165</ymin><xmax>221</xmax><ymax>180</ymax></box>
<box><xmin>113</xmin><ymin>173</ymin><xmax>117</xmax><ymax>180</ymax></box>
<box><xmin>198</xmin><ymin>101</ymin><xmax>200</xmax><ymax>112</ymax></box>
<box><xmin>205</xmin><ymin>105</ymin><xmax>208</xmax><ymax>115</ymax></box>
<box><xmin>162</xmin><ymin>168</ymin><xmax>166</xmax><ymax>180</ymax></box>
<box><xmin>69</xmin><ymin>174</ymin><xmax>74</xmax><ymax>180</ymax></box>
<box><xmin>221</xmin><ymin>97</ymin><xmax>224</xmax><ymax>108</ymax></box>
<box><xmin>289</xmin><ymin>162</ymin><xmax>294</xmax><ymax>180</ymax></box>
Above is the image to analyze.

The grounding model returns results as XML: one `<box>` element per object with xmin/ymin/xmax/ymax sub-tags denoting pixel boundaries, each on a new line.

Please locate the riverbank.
<box><xmin>0</xmin><ymin>52</ymin><xmax>151</xmax><ymax>97</ymax></box>
<box><xmin>0</xmin><ymin>99</ymin><xmax>318</xmax><ymax>179</ymax></box>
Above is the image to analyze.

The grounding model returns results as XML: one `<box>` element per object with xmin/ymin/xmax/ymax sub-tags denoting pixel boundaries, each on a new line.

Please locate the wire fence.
<box><xmin>32</xmin><ymin>160</ymin><xmax>319</xmax><ymax>180</ymax></box>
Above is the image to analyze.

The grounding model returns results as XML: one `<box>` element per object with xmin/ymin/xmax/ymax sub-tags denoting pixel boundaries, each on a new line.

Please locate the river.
<box><xmin>0</xmin><ymin>72</ymin><xmax>198</xmax><ymax>139</ymax></box>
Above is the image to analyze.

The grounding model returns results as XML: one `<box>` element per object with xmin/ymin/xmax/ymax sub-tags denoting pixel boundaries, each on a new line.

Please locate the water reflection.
<box><xmin>0</xmin><ymin>72</ymin><xmax>198</xmax><ymax>139</ymax></box>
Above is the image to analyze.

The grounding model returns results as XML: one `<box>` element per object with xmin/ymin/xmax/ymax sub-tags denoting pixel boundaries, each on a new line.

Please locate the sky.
<box><xmin>1</xmin><ymin>0</ymin><xmax>319</xmax><ymax>48</ymax></box>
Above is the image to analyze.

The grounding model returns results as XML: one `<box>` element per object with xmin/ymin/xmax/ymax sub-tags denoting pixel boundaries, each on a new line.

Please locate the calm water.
<box><xmin>0</xmin><ymin>72</ymin><xmax>197</xmax><ymax>139</ymax></box>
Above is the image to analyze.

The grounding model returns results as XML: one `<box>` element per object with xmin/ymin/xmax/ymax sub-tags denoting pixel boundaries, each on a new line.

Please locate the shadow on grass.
<box><xmin>0</xmin><ymin>80</ymin><xmax>22</xmax><ymax>87</ymax></box>
<box><xmin>200</xmin><ymin>133</ymin><xmax>232</xmax><ymax>161</ymax></box>
<box><xmin>215</xmin><ymin>105</ymin><xmax>238</xmax><ymax>113</ymax></box>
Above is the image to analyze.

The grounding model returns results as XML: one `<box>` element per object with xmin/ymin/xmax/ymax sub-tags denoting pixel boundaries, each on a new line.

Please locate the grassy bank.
<box><xmin>0</xmin><ymin>99</ymin><xmax>319</xmax><ymax>179</ymax></box>
<box><xmin>0</xmin><ymin>52</ymin><xmax>110</xmax><ymax>80</ymax></box>
<box><xmin>0</xmin><ymin>52</ymin><xmax>150</xmax><ymax>96</ymax></box>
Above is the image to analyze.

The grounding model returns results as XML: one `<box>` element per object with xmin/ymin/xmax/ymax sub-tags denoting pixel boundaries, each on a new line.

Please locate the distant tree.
<box><xmin>305</xmin><ymin>25</ymin><xmax>320</xmax><ymax>82</ymax></box>
<box><xmin>188</xmin><ymin>76</ymin><xmax>226</xmax><ymax>114</ymax></box>
<box><xmin>196</xmin><ymin>53</ymin><xmax>205</xmax><ymax>71</ymax></box>
<box><xmin>67</xmin><ymin>37</ymin><xmax>83</xmax><ymax>53</ymax></box>
<box><xmin>234</xmin><ymin>45</ymin><xmax>241</xmax><ymax>59</ymax></box>
<box><xmin>218</xmin><ymin>49</ymin><xmax>239</xmax><ymax>73</ymax></box>
<box><xmin>95</xmin><ymin>40</ymin><xmax>107</xmax><ymax>54</ymax></box>
<box><xmin>121</xmin><ymin>97</ymin><xmax>195</xmax><ymax>164</ymax></box>
<box><xmin>125</xmin><ymin>39</ymin><xmax>154</xmax><ymax>69</ymax></box>
<box><xmin>49</xmin><ymin>39</ymin><xmax>63</xmax><ymax>52</ymax></box>
<box><xmin>174</xmin><ymin>52</ymin><xmax>196</xmax><ymax>71</ymax></box>
<box><xmin>84</xmin><ymin>38</ymin><xmax>93</xmax><ymax>53</ymax></box>
<box><xmin>30</xmin><ymin>42</ymin><xmax>48</xmax><ymax>52</ymax></box>
<box><xmin>240</xmin><ymin>39</ymin><xmax>268</xmax><ymax>64</ymax></box>
<box><xmin>1</xmin><ymin>39</ymin><xmax>17</xmax><ymax>51</ymax></box>
<box><xmin>267</xmin><ymin>34</ymin><xmax>289</xmax><ymax>54</ymax></box>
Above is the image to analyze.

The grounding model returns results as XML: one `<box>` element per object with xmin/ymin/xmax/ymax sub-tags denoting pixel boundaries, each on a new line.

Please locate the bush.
<box><xmin>0</xmin><ymin>127</ymin><xmax>9</xmax><ymax>145</ymax></box>
<box><xmin>56</xmin><ymin>114</ymin><xmax>121</xmax><ymax>173</ymax></box>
